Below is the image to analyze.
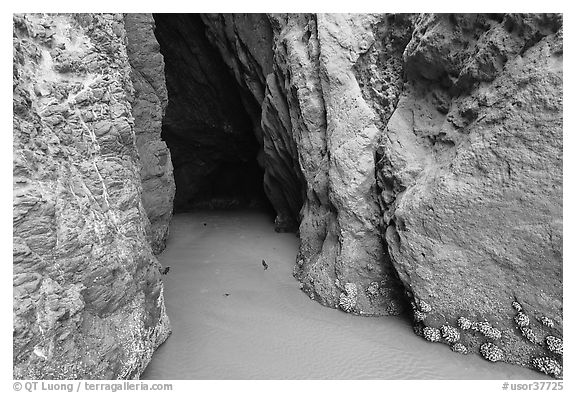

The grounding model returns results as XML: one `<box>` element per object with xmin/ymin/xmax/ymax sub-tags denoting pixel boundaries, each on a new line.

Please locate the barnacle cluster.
<box><xmin>514</xmin><ymin>312</ymin><xmax>530</xmax><ymax>327</ymax></box>
<box><xmin>540</xmin><ymin>316</ymin><xmax>554</xmax><ymax>328</ymax></box>
<box><xmin>414</xmin><ymin>310</ymin><xmax>427</xmax><ymax>322</ymax></box>
<box><xmin>545</xmin><ymin>336</ymin><xmax>563</xmax><ymax>356</ymax></box>
<box><xmin>344</xmin><ymin>283</ymin><xmax>357</xmax><ymax>297</ymax></box>
<box><xmin>512</xmin><ymin>302</ymin><xmax>553</xmax><ymax>344</ymax></box>
<box><xmin>520</xmin><ymin>326</ymin><xmax>537</xmax><ymax>344</ymax></box>
<box><xmin>440</xmin><ymin>325</ymin><xmax>460</xmax><ymax>343</ymax></box>
<box><xmin>411</xmin><ymin>298</ymin><xmax>432</xmax><ymax>322</ymax></box>
<box><xmin>457</xmin><ymin>316</ymin><xmax>472</xmax><ymax>330</ymax></box>
<box><xmin>366</xmin><ymin>281</ymin><xmax>379</xmax><ymax>299</ymax></box>
<box><xmin>338</xmin><ymin>282</ymin><xmax>357</xmax><ymax>313</ymax></box>
<box><xmin>451</xmin><ymin>343</ymin><xmax>468</xmax><ymax>354</ymax></box>
<box><xmin>477</xmin><ymin>321</ymin><xmax>502</xmax><ymax>340</ymax></box>
<box><xmin>423</xmin><ymin>326</ymin><xmax>441</xmax><ymax>342</ymax></box>
<box><xmin>417</xmin><ymin>299</ymin><xmax>432</xmax><ymax>313</ymax></box>
<box><xmin>480</xmin><ymin>342</ymin><xmax>504</xmax><ymax>362</ymax></box>
<box><xmin>532</xmin><ymin>357</ymin><xmax>562</xmax><ymax>378</ymax></box>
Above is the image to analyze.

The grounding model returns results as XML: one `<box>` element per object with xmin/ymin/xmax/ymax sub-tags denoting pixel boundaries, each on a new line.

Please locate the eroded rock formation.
<box><xmin>13</xmin><ymin>13</ymin><xmax>170</xmax><ymax>379</ymax></box>
<box><xmin>193</xmin><ymin>13</ymin><xmax>563</xmax><ymax>374</ymax></box>
<box><xmin>13</xmin><ymin>12</ymin><xmax>562</xmax><ymax>378</ymax></box>
<box><xmin>375</xmin><ymin>13</ymin><xmax>563</xmax><ymax>375</ymax></box>
<box><xmin>196</xmin><ymin>14</ymin><xmax>409</xmax><ymax>316</ymax></box>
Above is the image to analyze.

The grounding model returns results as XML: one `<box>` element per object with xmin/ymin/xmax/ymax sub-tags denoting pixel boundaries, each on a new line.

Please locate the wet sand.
<box><xmin>141</xmin><ymin>209</ymin><xmax>544</xmax><ymax>380</ymax></box>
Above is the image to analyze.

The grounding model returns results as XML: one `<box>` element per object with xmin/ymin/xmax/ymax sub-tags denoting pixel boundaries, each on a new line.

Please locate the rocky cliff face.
<box><xmin>13</xmin><ymin>13</ymin><xmax>170</xmax><ymax>379</ymax></box>
<box><xmin>373</xmin><ymin>14</ymin><xmax>563</xmax><ymax>375</ymax></box>
<box><xmin>194</xmin><ymin>13</ymin><xmax>563</xmax><ymax>375</ymax></box>
<box><xmin>124</xmin><ymin>14</ymin><xmax>175</xmax><ymax>254</ymax></box>
<box><xmin>199</xmin><ymin>14</ymin><xmax>409</xmax><ymax>317</ymax></box>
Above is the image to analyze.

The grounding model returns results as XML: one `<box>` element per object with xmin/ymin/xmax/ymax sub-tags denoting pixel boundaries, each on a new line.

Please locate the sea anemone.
<box><xmin>545</xmin><ymin>336</ymin><xmax>563</xmax><ymax>356</ymax></box>
<box><xmin>423</xmin><ymin>326</ymin><xmax>441</xmax><ymax>342</ymax></box>
<box><xmin>338</xmin><ymin>283</ymin><xmax>357</xmax><ymax>312</ymax></box>
<box><xmin>457</xmin><ymin>317</ymin><xmax>472</xmax><ymax>330</ymax></box>
<box><xmin>440</xmin><ymin>325</ymin><xmax>460</xmax><ymax>343</ymax></box>
<box><xmin>451</xmin><ymin>343</ymin><xmax>468</xmax><ymax>354</ymax></box>
<box><xmin>477</xmin><ymin>321</ymin><xmax>502</xmax><ymax>340</ymax></box>
<box><xmin>414</xmin><ymin>310</ymin><xmax>427</xmax><ymax>322</ymax></box>
<box><xmin>344</xmin><ymin>283</ymin><xmax>357</xmax><ymax>297</ymax></box>
<box><xmin>339</xmin><ymin>293</ymin><xmax>355</xmax><ymax>312</ymax></box>
<box><xmin>514</xmin><ymin>312</ymin><xmax>530</xmax><ymax>327</ymax></box>
<box><xmin>366</xmin><ymin>281</ymin><xmax>379</xmax><ymax>298</ymax></box>
<box><xmin>540</xmin><ymin>316</ymin><xmax>554</xmax><ymax>328</ymax></box>
<box><xmin>532</xmin><ymin>357</ymin><xmax>562</xmax><ymax>378</ymax></box>
<box><xmin>480</xmin><ymin>342</ymin><xmax>504</xmax><ymax>362</ymax></box>
<box><xmin>417</xmin><ymin>299</ymin><xmax>432</xmax><ymax>313</ymax></box>
<box><xmin>512</xmin><ymin>301</ymin><xmax>522</xmax><ymax>312</ymax></box>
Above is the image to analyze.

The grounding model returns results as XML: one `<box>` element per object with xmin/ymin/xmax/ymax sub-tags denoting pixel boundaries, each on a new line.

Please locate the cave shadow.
<box><xmin>152</xmin><ymin>13</ymin><xmax>276</xmax><ymax>222</ymax></box>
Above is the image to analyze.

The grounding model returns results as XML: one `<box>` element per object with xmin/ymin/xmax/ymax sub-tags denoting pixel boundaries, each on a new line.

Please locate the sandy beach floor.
<box><xmin>141</xmin><ymin>209</ymin><xmax>544</xmax><ymax>380</ymax></box>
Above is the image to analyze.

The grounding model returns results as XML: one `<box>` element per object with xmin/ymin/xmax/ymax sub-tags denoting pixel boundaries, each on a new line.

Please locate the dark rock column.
<box><xmin>200</xmin><ymin>13</ymin><xmax>305</xmax><ymax>231</ymax></box>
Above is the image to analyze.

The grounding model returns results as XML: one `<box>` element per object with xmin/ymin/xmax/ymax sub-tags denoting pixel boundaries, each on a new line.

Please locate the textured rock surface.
<box><xmin>13</xmin><ymin>13</ymin><xmax>170</xmax><ymax>379</ymax></box>
<box><xmin>13</xmin><ymin>12</ymin><xmax>562</xmax><ymax>379</ymax></box>
<box><xmin>200</xmin><ymin>14</ymin><xmax>407</xmax><ymax>316</ymax></box>
<box><xmin>195</xmin><ymin>13</ymin><xmax>562</xmax><ymax>374</ymax></box>
<box><xmin>124</xmin><ymin>14</ymin><xmax>175</xmax><ymax>254</ymax></box>
<box><xmin>375</xmin><ymin>13</ymin><xmax>563</xmax><ymax>373</ymax></box>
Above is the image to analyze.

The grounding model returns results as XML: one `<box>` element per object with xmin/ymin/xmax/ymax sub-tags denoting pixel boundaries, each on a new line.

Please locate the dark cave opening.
<box><xmin>152</xmin><ymin>13</ymin><xmax>275</xmax><ymax>216</ymax></box>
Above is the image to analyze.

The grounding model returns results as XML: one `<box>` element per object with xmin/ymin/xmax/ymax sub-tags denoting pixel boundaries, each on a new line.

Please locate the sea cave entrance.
<box><xmin>153</xmin><ymin>13</ymin><xmax>275</xmax><ymax>216</ymax></box>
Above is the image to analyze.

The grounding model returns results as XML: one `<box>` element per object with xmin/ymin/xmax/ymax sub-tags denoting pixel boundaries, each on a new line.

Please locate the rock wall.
<box><xmin>124</xmin><ymin>14</ymin><xmax>175</xmax><ymax>254</ymax></box>
<box><xmin>375</xmin><ymin>13</ymin><xmax>563</xmax><ymax>376</ymax></box>
<box><xmin>201</xmin><ymin>13</ymin><xmax>408</xmax><ymax>317</ymax></box>
<box><xmin>198</xmin><ymin>13</ymin><xmax>563</xmax><ymax>375</ymax></box>
<box><xmin>13</xmin><ymin>13</ymin><xmax>170</xmax><ymax>379</ymax></box>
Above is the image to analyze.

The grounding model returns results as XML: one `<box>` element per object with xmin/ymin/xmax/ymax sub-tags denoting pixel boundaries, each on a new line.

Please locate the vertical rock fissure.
<box><xmin>152</xmin><ymin>14</ymin><xmax>274</xmax><ymax>215</ymax></box>
<box><xmin>124</xmin><ymin>13</ymin><xmax>175</xmax><ymax>255</ymax></box>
